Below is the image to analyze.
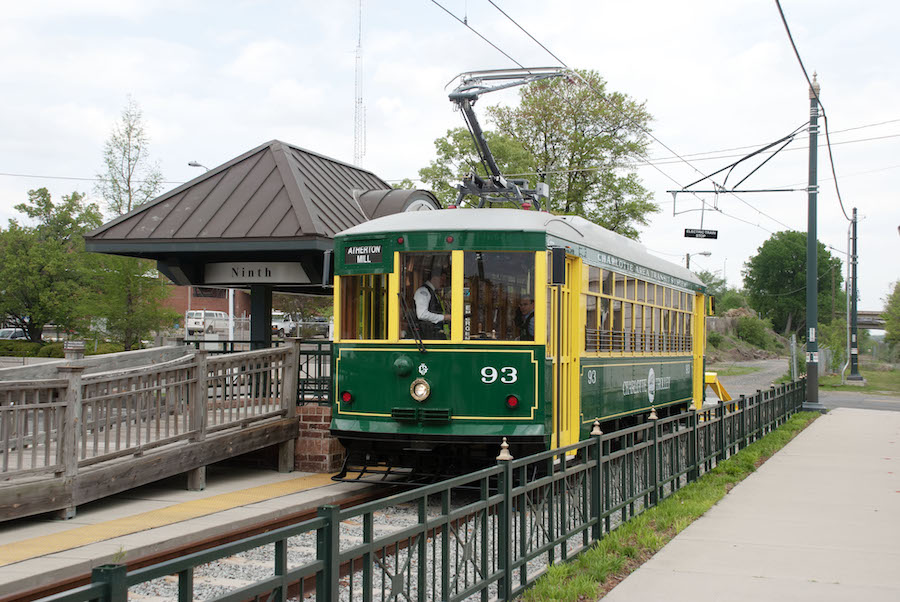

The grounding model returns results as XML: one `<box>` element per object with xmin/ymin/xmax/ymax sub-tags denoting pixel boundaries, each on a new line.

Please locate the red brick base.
<box><xmin>295</xmin><ymin>405</ymin><xmax>345</xmax><ymax>473</ymax></box>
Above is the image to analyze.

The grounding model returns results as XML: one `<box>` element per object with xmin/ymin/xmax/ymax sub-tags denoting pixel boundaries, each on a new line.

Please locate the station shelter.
<box><xmin>84</xmin><ymin>139</ymin><xmax>440</xmax><ymax>346</ymax></box>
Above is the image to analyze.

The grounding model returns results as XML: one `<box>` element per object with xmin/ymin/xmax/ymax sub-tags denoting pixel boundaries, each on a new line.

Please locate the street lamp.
<box><xmin>188</xmin><ymin>161</ymin><xmax>210</xmax><ymax>172</ymax></box>
<box><xmin>685</xmin><ymin>251</ymin><xmax>711</xmax><ymax>269</ymax></box>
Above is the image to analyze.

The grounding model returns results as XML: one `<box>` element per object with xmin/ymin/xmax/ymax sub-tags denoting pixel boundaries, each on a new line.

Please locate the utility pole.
<box><xmin>848</xmin><ymin>207</ymin><xmax>864</xmax><ymax>381</ymax></box>
<box><xmin>803</xmin><ymin>73</ymin><xmax>825</xmax><ymax>411</ymax></box>
<box><xmin>353</xmin><ymin>0</ymin><xmax>365</xmax><ymax>166</ymax></box>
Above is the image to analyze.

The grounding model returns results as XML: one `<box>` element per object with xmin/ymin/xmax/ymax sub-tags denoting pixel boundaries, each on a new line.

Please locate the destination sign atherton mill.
<box><xmin>344</xmin><ymin>244</ymin><xmax>383</xmax><ymax>265</ymax></box>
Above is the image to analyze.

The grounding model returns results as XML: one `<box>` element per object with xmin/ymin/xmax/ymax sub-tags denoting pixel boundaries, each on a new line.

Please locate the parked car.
<box><xmin>0</xmin><ymin>327</ymin><xmax>27</xmax><ymax>340</ymax></box>
<box><xmin>186</xmin><ymin>310</ymin><xmax>230</xmax><ymax>336</ymax></box>
<box><xmin>271</xmin><ymin>312</ymin><xmax>298</xmax><ymax>338</ymax></box>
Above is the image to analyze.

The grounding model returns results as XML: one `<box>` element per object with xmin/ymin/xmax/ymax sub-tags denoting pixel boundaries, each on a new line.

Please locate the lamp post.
<box><xmin>685</xmin><ymin>251</ymin><xmax>711</xmax><ymax>270</ymax></box>
<box><xmin>187</xmin><ymin>161</ymin><xmax>233</xmax><ymax>340</ymax></box>
<box><xmin>188</xmin><ymin>161</ymin><xmax>210</xmax><ymax>172</ymax></box>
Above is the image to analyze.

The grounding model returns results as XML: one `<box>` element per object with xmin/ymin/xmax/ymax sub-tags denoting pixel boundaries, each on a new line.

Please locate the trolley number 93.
<box><xmin>480</xmin><ymin>366</ymin><xmax>518</xmax><ymax>384</ymax></box>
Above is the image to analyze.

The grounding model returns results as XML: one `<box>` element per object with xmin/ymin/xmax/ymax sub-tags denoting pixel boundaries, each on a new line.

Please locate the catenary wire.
<box><xmin>484</xmin><ymin>1</ymin><xmax>794</xmax><ymax>234</ymax></box>
<box><xmin>775</xmin><ymin>0</ymin><xmax>851</xmax><ymax>222</ymax></box>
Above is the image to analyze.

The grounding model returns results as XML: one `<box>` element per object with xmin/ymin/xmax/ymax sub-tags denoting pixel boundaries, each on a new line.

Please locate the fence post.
<box><xmin>317</xmin><ymin>505</ymin><xmax>340</xmax><ymax>602</ymax></box>
<box><xmin>188</xmin><ymin>350</ymin><xmax>208</xmax><ymax>491</ymax></box>
<box><xmin>738</xmin><ymin>395</ymin><xmax>747</xmax><ymax>449</ymax></box>
<box><xmin>649</xmin><ymin>409</ymin><xmax>659</xmax><ymax>507</ymax></box>
<box><xmin>590</xmin><ymin>421</ymin><xmax>603</xmax><ymax>541</ymax></box>
<box><xmin>278</xmin><ymin>340</ymin><xmax>301</xmax><ymax>473</ymax></box>
<box><xmin>688</xmin><ymin>409</ymin><xmax>699</xmax><ymax>481</ymax></box>
<box><xmin>497</xmin><ymin>439</ymin><xmax>513</xmax><ymax>601</ymax></box>
<box><xmin>716</xmin><ymin>402</ymin><xmax>727</xmax><ymax>462</ymax></box>
<box><xmin>91</xmin><ymin>564</ymin><xmax>127</xmax><ymax>601</ymax></box>
<box><xmin>56</xmin><ymin>365</ymin><xmax>85</xmax><ymax>520</ymax></box>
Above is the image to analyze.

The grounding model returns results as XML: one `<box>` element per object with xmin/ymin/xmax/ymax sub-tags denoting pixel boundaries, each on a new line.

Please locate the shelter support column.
<box><xmin>250</xmin><ymin>285</ymin><xmax>273</xmax><ymax>349</ymax></box>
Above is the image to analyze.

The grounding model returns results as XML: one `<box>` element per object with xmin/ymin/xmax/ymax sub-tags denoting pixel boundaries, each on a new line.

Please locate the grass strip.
<box><xmin>818</xmin><ymin>368</ymin><xmax>900</xmax><ymax>395</ymax></box>
<box><xmin>523</xmin><ymin>411</ymin><xmax>821</xmax><ymax>601</ymax></box>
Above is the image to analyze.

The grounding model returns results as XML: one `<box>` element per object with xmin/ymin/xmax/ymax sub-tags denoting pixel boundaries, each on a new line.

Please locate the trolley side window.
<box><xmin>399</xmin><ymin>252</ymin><xmax>453</xmax><ymax>340</ymax></box>
<box><xmin>463</xmin><ymin>251</ymin><xmax>535</xmax><ymax>341</ymax></box>
<box><xmin>340</xmin><ymin>274</ymin><xmax>388</xmax><ymax>340</ymax></box>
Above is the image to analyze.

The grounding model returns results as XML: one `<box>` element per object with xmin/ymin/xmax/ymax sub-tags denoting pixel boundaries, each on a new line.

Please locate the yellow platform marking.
<box><xmin>0</xmin><ymin>472</ymin><xmax>337</xmax><ymax>566</ymax></box>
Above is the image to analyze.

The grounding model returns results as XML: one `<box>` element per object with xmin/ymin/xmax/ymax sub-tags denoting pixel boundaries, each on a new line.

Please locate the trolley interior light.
<box><xmin>505</xmin><ymin>395</ymin><xmax>519</xmax><ymax>409</ymax></box>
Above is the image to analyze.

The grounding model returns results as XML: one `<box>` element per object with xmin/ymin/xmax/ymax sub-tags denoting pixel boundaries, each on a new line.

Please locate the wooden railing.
<box><xmin>0</xmin><ymin>341</ymin><xmax>302</xmax><ymax>521</ymax></box>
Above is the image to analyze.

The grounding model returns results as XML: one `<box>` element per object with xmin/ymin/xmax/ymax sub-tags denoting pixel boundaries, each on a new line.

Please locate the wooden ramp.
<box><xmin>0</xmin><ymin>343</ymin><xmax>308</xmax><ymax>522</ymax></box>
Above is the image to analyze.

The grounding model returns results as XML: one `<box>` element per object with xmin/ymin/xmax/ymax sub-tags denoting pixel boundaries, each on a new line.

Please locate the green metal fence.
<box><xmin>38</xmin><ymin>379</ymin><xmax>804</xmax><ymax>602</ymax></box>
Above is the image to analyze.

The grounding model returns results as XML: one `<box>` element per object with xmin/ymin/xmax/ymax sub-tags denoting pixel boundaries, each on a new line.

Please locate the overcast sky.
<box><xmin>1</xmin><ymin>0</ymin><xmax>897</xmax><ymax>318</ymax></box>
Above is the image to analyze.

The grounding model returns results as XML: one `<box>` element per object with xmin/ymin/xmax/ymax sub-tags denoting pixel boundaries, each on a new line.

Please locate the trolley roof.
<box><xmin>338</xmin><ymin>208</ymin><xmax>703</xmax><ymax>289</ymax></box>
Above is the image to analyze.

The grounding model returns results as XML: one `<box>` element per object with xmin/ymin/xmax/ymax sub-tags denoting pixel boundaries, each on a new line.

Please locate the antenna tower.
<box><xmin>353</xmin><ymin>0</ymin><xmax>366</xmax><ymax>166</ymax></box>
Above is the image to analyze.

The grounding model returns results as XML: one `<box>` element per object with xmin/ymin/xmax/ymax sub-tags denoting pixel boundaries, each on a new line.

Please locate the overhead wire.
<box><xmin>775</xmin><ymin>0</ymin><xmax>851</xmax><ymax>222</ymax></box>
<box><xmin>482</xmin><ymin>0</ymin><xmax>793</xmax><ymax>235</ymax></box>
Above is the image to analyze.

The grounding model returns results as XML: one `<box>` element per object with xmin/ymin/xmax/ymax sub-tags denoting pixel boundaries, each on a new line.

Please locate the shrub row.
<box><xmin>0</xmin><ymin>341</ymin><xmax>125</xmax><ymax>358</ymax></box>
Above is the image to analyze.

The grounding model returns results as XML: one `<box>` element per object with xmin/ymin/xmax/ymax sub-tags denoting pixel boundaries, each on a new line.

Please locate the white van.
<box><xmin>186</xmin><ymin>310</ymin><xmax>229</xmax><ymax>335</ymax></box>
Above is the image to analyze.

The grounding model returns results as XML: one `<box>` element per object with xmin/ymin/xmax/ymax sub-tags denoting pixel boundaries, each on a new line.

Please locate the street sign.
<box><xmin>684</xmin><ymin>228</ymin><xmax>718</xmax><ymax>239</ymax></box>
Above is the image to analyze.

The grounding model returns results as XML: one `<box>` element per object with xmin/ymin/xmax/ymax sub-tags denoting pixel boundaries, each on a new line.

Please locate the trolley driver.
<box><xmin>414</xmin><ymin>269</ymin><xmax>451</xmax><ymax>339</ymax></box>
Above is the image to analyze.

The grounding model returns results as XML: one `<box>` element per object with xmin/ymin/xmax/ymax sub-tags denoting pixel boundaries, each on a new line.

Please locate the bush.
<box><xmin>89</xmin><ymin>342</ymin><xmax>125</xmax><ymax>355</ymax></box>
<box><xmin>0</xmin><ymin>340</ymin><xmax>43</xmax><ymax>357</ymax></box>
<box><xmin>707</xmin><ymin>331</ymin><xmax>724</xmax><ymax>348</ymax></box>
<box><xmin>36</xmin><ymin>342</ymin><xmax>65</xmax><ymax>358</ymax></box>
<box><xmin>736</xmin><ymin>316</ymin><xmax>771</xmax><ymax>349</ymax></box>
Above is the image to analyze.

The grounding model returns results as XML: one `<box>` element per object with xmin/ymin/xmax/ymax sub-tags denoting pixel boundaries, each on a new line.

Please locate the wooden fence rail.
<box><xmin>0</xmin><ymin>341</ymin><xmax>303</xmax><ymax>522</ymax></box>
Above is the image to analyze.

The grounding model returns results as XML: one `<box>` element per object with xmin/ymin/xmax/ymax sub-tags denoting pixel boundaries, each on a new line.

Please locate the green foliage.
<box><xmin>743</xmin><ymin>230</ymin><xmax>843</xmax><ymax>334</ymax></box>
<box><xmin>884</xmin><ymin>280</ymin><xmax>900</xmax><ymax>350</ymax></box>
<box><xmin>707</xmin><ymin>331</ymin><xmax>724</xmax><ymax>348</ymax></box>
<box><xmin>819</xmin><ymin>318</ymin><xmax>848</xmax><ymax>372</ymax></box>
<box><xmin>735</xmin><ymin>315</ymin><xmax>771</xmax><ymax>349</ymax></box>
<box><xmin>95</xmin><ymin>96</ymin><xmax>163</xmax><ymax>216</ymax></box>
<box><xmin>715</xmin><ymin>287</ymin><xmax>749</xmax><ymax>316</ymax></box>
<box><xmin>695</xmin><ymin>269</ymin><xmax>726</xmax><ymax>298</ymax></box>
<box><xmin>90</xmin><ymin>96</ymin><xmax>174</xmax><ymax>350</ymax></box>
<box><xmin>420</xmin><ymin>70</ymin><xmax>659</xmax><ymax>239</ymax></box>
<box><xmin>91</xmin><ymin>342</ymin><xmax>126</xmax><ymax>355</ymax></box>
<box><xmin>36</xmin><ymin>343</ymin><xmax>65</xmax><ymax>357</ymax></box>
<box><xmin>0</xmin><ymin>189</ymin><xmax>102</xmax><ymax>342</ymax></box>
<box><xmin>0</xmin><ymin>340</ymin><xmax>43</xmax><ymax>357</ymax></box>
<box><xmin>91</xmin><ymin>256</ymin><xmax>179</xmax><ymax>351</ymax></box>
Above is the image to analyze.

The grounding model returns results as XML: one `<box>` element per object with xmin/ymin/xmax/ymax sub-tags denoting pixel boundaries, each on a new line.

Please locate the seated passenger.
<box><xmin>517</xmin><ymin>296</ymin><xmax>535</xmax><ymax>340</ymax></box>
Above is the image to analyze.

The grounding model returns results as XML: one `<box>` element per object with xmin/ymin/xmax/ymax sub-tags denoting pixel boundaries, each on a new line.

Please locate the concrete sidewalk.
<box><xmin>604</xmin><ymin>407</ymin><xmax>900</xmax><ymax>601</ymax></box>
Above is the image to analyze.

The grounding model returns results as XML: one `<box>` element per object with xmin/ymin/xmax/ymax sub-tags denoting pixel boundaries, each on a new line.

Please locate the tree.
<box><xmin>92</xmin><ymin>97</ymin><xmax>174</xmax><ymax>349</ymax></box>
<box><xmin>0</xmin><ymin>189</ymin><xmax>102</xmax><ymax>341</ymax></box>
<box><xmin>419</xmin><ymin>70</ymin><xmax>658</xmax><ymax>239</ymax></box>
<box><xmin>92</xmin><ymin>257</ymin><xmax>178</xmax><ymax>350</ymax></box>
<box><xmin>273</xmin><ymin>293</ymin><xmax>332</xmax><ymax>320</ymax></box>
<box><xmin>95</xmin><ymin>96</ymin><xmax>163</xmax><ymax>216</ymax></box>
<box><xmin>742</xmin><ymin>230</ymin><xmax>843</xmax><ymax>335</ymax></box>
<box><xmin>884</xmin><ymin>280</ymin><xmax>900</xmax><ymax>350</ymax></box>
<box><xmin>695</xmin><ymin>269</ymin><xmax>727</xmax><ymax>298</ymax></box>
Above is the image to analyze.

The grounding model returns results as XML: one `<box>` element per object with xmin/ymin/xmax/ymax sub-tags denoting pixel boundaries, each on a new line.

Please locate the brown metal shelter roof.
<box><xmin>84</xmin><ymin>140</ymin><xmax>396</xmax><ymax>292</ymax></box>
<box><xmin>87</xmin><ymin>139</ymin><xmax>388</xmax><ymax>247</ymax></box>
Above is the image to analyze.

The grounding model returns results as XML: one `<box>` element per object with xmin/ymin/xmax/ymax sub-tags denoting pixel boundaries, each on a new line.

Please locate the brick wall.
<box><xmin>295</xmin><ymin>404</ymin><xmax>345</xmax><ymax>472</ymax></box>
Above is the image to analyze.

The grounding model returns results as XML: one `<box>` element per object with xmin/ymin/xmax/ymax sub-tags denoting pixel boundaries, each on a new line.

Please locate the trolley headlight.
<box><xmin>410</xmin><ymin>378</ymin><xmax>431</xmax><ymax>402</ymax></box>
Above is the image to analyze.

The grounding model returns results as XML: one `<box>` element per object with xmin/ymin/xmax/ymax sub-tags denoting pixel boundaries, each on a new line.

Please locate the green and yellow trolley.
<box><xmin>331</xmin><ymin>208</ymin><xmax>709</xmax><ymax>477</ymax></box>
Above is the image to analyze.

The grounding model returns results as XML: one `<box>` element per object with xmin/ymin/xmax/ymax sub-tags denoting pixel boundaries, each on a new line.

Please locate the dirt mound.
<box><xmin>724</xmin><ymin>307</ymin><xmax>756</xmax><ymax>318</ymax></box>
